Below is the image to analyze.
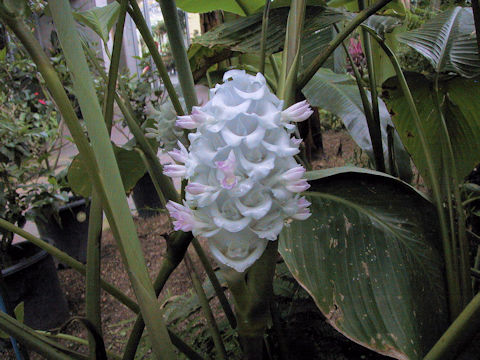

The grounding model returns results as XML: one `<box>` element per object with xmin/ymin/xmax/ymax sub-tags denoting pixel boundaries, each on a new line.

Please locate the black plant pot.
<box><xmin>34</xmin><ymin>197</ymin><xmax>90</xmax><ymax>265</ymax></box>
<box><xmin>1</xmin><ymin>242</ymin><xmax>69</xmax><ymax>330</ymax></box>
<box><xmin>132</xmin><ymin>173</ymin><xmax>163</xmax><ymax>218</ymax></box>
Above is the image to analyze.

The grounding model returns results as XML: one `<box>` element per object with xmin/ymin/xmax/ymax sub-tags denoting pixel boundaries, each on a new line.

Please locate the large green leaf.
<box><xmin>73</xmin><ymin>2</ymin><xmax>120</xmax><ymax>43</ymax></box>
<box><xmin>303</xmin><ymin>69</ymin><xmax>412</xmax><ymax>181</ymax></box>
<box><xmin>67</xmin><ymin>145</ymin><xmax>146</xmax><ymax>198</ymax></box>
<box><xmin>176</xmin><ymin>0</ymin><xmax>264</xmax><ymax>16</ymax></box>
<box><xmin>279</xmin><ymin>167</ymin><xmax>448</xmax><ymax>359</ymax></box>
<box><xmin>397</xmin><ymin>7</ymin><xmax>480</xmax><ymax>78</ymax></box>
<box><xmin>176</xmin><ymin>0</ymin><xmax>325</xmax><ymax>15</ymax></box>
<box><xmin>191</xmin><ymin>7</ymin><xmax>345</xmax><ymax>71</ymax></box>
<box><xmin>383</xmin><ymin>73</ymin><xmax>480</xmax><ymax>187</ymax></box>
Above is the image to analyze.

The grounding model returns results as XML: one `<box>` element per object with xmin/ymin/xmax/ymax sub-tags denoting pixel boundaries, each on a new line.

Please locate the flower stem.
<box><xmin>156</xmin><ymin>0</ymin><xmax>198</xmax><ymax>112</ymax></box>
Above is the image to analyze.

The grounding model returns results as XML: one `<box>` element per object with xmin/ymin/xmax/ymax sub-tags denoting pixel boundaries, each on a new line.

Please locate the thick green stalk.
<box><xmin>104</xmin><ymin>0</ymin><xmax>128</xmax><ymax>131</ymax></box>
<box><xmin>49</xmin><ymin>2</ymin><xmax>175</xmax><ymax>357</ymax></box>
<box><xmin>126</xmin><ymin>0</ymin><xmax>184</xmax><ymax>116</ymax></box>
<box><xmin>0</xmin><ymin>312</ymin><xmax>86</xmax><ymax>360</ymax></box>
<box><xmin>224</xmin><ymin>242</ymin><xmax>278</xmax><ymax>360</ymax></box>
<box><xmin>122</xmin><ymin>231</ymin><xmax>194</xmax><ymax>360</ymax></box>
<box><xmin>259</xmin><ymin>0</ymin><xmax>272</xmax><ymax>75</ymax></box>
<box><xmin>86</xmin><ymin>189</ymin><xmax>103</xmax><ymax>359</ymax></box>
<box><xmin>278</xmin><ymin>0</ymin><xmax>306</xmax><ymax>102</ymax></box>
<box><xmin>184</xmin><ymin>254</ymin><xmax>227</xmax><ymax>360</ymax></box>
<box><xmin>157</xmin><ymin>0</ymin><xmax>197</xmax><ymax>112</ymax></box>
<box><xmin>297</xmin><ymin>0</ymin><xmax>394</xmax><ymax>89</ymax></box>
<box><xmin>364</xmin><ymin>26</ymin><xmax>462</xmax><ymax>318</ymax></box>
<box><xmin>424</xmin><ymin>292</ymin><xmax>480</xmax><ymax>360</ymax></box>
<box><xmin>85</xmin><ymin>45</ymin><xmax>179</xmax><ymax>203</ymax></box>
<box><xmin>191</xmin><ymin>237</ymin><xmax>236</xmax><ymax>329</ymax></box>
<box><xmin>358</xmin><ymin>0</ymin><xmax>384</xmax><ymax>172</ymax></box>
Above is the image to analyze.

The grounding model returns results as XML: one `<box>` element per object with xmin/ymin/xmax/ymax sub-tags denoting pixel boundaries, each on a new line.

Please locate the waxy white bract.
<box><xmin>165</xmin><ymin>70</ymin><xmax>312</xmax><ymax>272</ymax></box>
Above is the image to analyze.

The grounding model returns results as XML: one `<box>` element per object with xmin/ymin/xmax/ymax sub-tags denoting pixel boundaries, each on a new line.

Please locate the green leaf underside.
<box><xmin>192</xmin><ymin>7</ymin><xmax>345</xmax><ymax>71</ymax></box>
<box><xmin>383</xmin><ymin>73</ymin><xmax>480</xmax><ymax>187</ymax></box>
<box><xmin>302</xmin><ymin>69</ymin><xmax>412</xmax><ymax>180</ymax></box>
<box><xmin>67</xmin><ymin>145</ymin><xmax>146</xmax><ymax>198</ymax></box>
<box><xmin>176</xmin><ymin>0</ymin><xmax>326</xmax><ymax>15</ymax></box>
<box><xmin>73</xmin><ymin>2</ymin><xmax>120</xmax><ymax>43</ymax></box>
<box><xmin>279</xmin><ymin>167</ymin><xmax>448</xmax><ymax>359</ymax></box>
<box><xmin>398</xmin><ymin>7</ymin><xmax>480</xmax><ymax>78</ymax></box>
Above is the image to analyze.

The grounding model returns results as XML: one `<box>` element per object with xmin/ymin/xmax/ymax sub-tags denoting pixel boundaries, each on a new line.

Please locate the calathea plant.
<box><xmin>1</xmin><ymin>0</ymin><xmax>480</xmax><ymax>360</ymax></box>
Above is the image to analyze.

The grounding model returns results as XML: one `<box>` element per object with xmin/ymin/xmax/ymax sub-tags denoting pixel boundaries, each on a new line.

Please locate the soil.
<box><xmin>1</xmin><ymin>131</ymin><xmax>400</xmax><ymax>359</ymax></box>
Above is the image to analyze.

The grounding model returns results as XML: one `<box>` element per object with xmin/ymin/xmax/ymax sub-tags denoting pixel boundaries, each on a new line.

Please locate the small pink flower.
<box><xmin>176</xmin><ymin>107</ymin><xmax>211</xmax><ymax>129</ymax></box>
<box><xmin>34</xmin><ymin>92</ymin><xmax>39</xmax><ymax>96</ymax></box>
<box><xmin>285</xmin><ymin>179</ymin><xmax>310</xmax><ymax>193</ymax></box>
<box><xmin>186</xmin><ymin>182</ymin><xmax>209</xmax><ymax>195</ymax></box>
<box><xmin>166</xmin><ymin>201</ymin><xmax>195</xmax><ymax>231</ymax></box>
<box><xmin>291</xmin><ymin>137</ymin><xmax>302</xmax><ymax>146</ymax></box>
<box><xmin>168</xmin><ymin>142</ymin><xmax>188</xmax><ymax>163</ymax></box>
<box><xmin>163</xmin><ymin>164</ymin><xmax>186</xmax><ymax>178</ymax></box>
<box><xmin>281</xmin><ymin>166</ymin><xmax>305</xmax><ymax>182</ymax></box>
<box><xmin>142</xmin><ymin>65</ymin><xmax>150</xmax><ymax>76</ymax></box>
<box><xmin>38</xmin><ymin>99</ymin><xmax>46</xmax><ymax>105</ymax></box>
<box><xmin>281</xmin><ymin>100</ymin><xmax>313</xmax><ymax>123</ymax></box>
<box><xmin>292</xmin><ymin>197</ymin><xmax>311</xmax><ymax>220</ymax></box>
<box><xmin>215</xmin><ymin>151</ymin><xmax>237</xmax><ymax>189</ymax></box>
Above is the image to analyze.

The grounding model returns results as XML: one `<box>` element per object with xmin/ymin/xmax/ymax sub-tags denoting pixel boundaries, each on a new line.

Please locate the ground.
<box><xmin>1</xmin><ymin>131</ymin><xmax>399</xmax><ymax>359</ymax></box>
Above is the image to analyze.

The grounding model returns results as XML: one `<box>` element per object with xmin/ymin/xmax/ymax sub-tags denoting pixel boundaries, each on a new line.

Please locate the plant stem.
<box><xmin>337</xmin><ymin>23</ymin><xmax>379</xmax><ymax>173</ymax></box>
<box><xmin>0</xmin><ymin>312</ymin><xmax>86</xmax><ymax>360</ymax></box>
<box><xmin>0</xmin><ymin>218</ymin><xmax>139</xmax><ymax>312</ymax></box>
<box><xmin>126</xmin><ymin>0</ymin><xmax>184</xmax><ymax>116</ymax></box>
<box><xmin>297</xmin><ymin>0</ymin><xmax>394</xmax><ymax>89</ymax></box>
<box><xmin>0</xmin><ymin>218</ymin><xmax>199</xmax><ymax>358</ymax></box>
<box><xmin>156</xmin><ymin>0</ymin><xmax>198</xmax><ymax>112</ymax></box>
<box><xmin>122</xmin><ymin>231</ymin><xmax>194</xmax><ymax>360</ymax></box>
<box><xmin>85</xmin><ymin>189</ymin><xmax>103</xmax><ymax>359</ymax></box>
<box><xmin>358</xmin><ymin>0</ymin><xmax>384</xmax><ymax>172</ymax></box>
<box><xmin>84</xmin><ymin>45</ymin><xmax>179</xmax><ymax>203</ymax></box>
<box><xmin>191</xmin><ymin>237</ymin><xmax>236</xmax><ymax>329</ymax></box>
<box><xmin>433</xmin><ymin>76</ymin><xmax>472</xmax><ymax>306</ymax></box>
<box><xmin>36</xmin><ymin>332</ymin><xmax>122</xmax><ymax>360</ymax></box>
<box><xmin>259</xmin><ymin>0</ymin><xmax>272</xmax><ymax>75</ymax></box>
<box><xmin>104</xmin><ymin>0</ymin><xmax>128</xmax><ymax>132</ymax></box>
<box><xmin>184</xmin><ymin>253</ymin><xmax>227</xmax><ymax>360</ymax></box>
<box><xmin>424</xmin><ymin>292</ymin><xmax>480</xmax><ymax>360</ymax></box>
<box><xmin>364</xmin><ymin>26</ymin><xmax>463</xmax><ymax>318</ymax></box>
<box><xmin>224</xmin><ymin>242</ymin><xmax>278</xmax><ymax>360</ymax></box>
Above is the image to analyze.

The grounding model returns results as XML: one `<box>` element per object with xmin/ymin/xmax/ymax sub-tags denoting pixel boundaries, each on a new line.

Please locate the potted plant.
<box><xmin>25</xmin><ymin>172</ymin><xmax>90</xmax><ymax>265</ymax></box>
<box><xmin>0</xmin><ymin>53</ymin><xmax>69</xmax><ymax>330</ymax></box>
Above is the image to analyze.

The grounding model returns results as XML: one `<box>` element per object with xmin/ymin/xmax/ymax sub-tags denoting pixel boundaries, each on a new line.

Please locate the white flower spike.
<box><xmin>165</xmin><ymin>70</ymin><xmax>312</xmax><ymax>272</ymax></box>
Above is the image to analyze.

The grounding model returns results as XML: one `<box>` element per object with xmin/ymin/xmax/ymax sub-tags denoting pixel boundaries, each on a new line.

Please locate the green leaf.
<box><xmin>279</xmin><ymin>167</ymin><xmax>448</xmax><ymax>359</ymax></box>
<box><xmin>383</xmin><ymin>73</ymin><xmax>480</xmax><ymax>187</ymax></box>
<box><xmin>191</xmin><ymin>7</ymin><xmax>344</xmax><ymax>76</ymax></box>
<box><xmin>302</xmin><ymin>68</ymin><xmax>412</xmax><ymax>181</ymax></box>
<box><xmin>176</xmin><ymin>0</ymin><xmax>264</xmax><ymax>16</ymax></box>
<box><xmin>67</xmin><ymin>145</ymin><xmax>146</xmax><ymax>198</ymax></box>
<box><xmin>397</xmin><ymin>7</ymin><xmax>480</xmax><ymax>78</ymax></box>
<box><xmin>0</xmin><ymin>302</ymin><xmax>24</xmax><ymax>339</ymax></box>
<box><xmin>14</xmin><ymin>302</ymin><xmax>24</xmax><ymax>325</ymax></box>
<box><xmin>73</xmin><ymin>2</ymin><xmax>120</xmax><ymax>43</ymax></box>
